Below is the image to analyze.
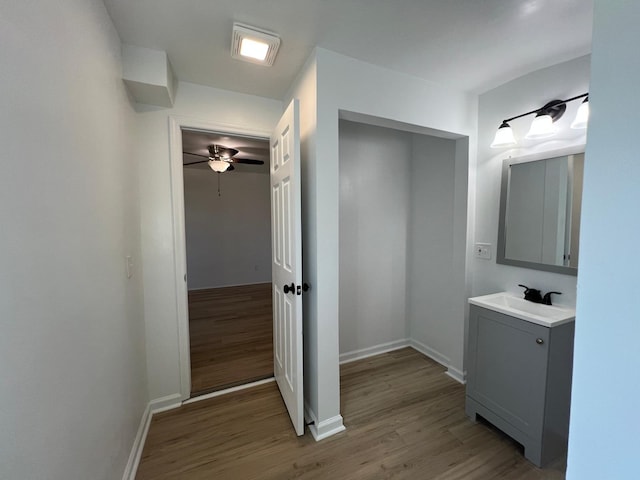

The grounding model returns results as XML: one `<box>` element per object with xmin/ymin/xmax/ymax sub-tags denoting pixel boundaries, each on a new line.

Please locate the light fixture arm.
<box><xmin>501</xmin><ymin>92</ymin><xmax>588</xmax><ymax>124</ymax></box>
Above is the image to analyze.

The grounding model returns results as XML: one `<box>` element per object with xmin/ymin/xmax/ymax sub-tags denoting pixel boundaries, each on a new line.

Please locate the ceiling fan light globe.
<box><xmin>208</xmin><ymin>159</ymin><xmax>231</xmax><ymax>173</ymax></box>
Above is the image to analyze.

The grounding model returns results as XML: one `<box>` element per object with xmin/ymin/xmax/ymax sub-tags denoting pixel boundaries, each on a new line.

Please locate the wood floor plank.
<box><xmin>188</xmin><ymin>283</ymin><xmax>273</xmax><ymax>396</ymax></box>
<box><xmin>137</xmin><ymin>348</ymin><xmax>566</xmax><ymax>480</ymax></box>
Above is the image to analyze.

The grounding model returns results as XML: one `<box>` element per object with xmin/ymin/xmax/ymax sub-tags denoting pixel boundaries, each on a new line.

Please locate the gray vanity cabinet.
<box><xmin>465</xmin><ymin>305</ymin><xmax>574</xmax><ymax>467</ymax></box>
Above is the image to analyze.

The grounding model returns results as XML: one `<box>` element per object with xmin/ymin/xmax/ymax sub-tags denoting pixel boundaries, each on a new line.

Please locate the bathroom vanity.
<box><xmin>466</xmin><ymin>293</ymin><xmax>575</xmax><ymax>467</ymax></box>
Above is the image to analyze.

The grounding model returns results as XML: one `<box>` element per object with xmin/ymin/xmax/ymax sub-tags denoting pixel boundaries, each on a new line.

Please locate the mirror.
<box><xmin>497</xmin><ymin>149</ymin><xmax>584</xmax><ymax>276</ymax></box>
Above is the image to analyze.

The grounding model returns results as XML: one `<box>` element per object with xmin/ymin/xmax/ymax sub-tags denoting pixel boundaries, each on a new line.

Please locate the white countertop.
<box><xmin>468</xmin><ymin>292</ymin><xmax>576</xmax><ymax>327</ymax></box>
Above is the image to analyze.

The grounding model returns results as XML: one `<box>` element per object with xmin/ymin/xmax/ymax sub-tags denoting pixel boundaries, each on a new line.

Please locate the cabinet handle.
<box><xmin>536</xmin><ymin>338</ymin><xmax>544</xmax><ymax>345</ymax></box>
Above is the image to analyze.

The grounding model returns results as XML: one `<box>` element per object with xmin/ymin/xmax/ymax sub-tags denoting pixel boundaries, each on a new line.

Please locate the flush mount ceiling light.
<box><xmin>491</xmin><ymin>93</ymin><xmax>589</xmax><ymax>148</ymax></box>
<box><xmin>231</xmin><ymin>23</ymin><xmax>280</xmax><ymax>66</ymax></box>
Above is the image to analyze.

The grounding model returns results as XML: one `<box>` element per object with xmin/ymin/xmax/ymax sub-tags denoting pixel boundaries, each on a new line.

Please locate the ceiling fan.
<box><xmin>182</xmin><ymin>144</ymin><xmax>265</xmax><ymax>173</ymax></box>
<box><xmin>183</xmin><ymin>144</ymin><xmax>266</xmax><ymax>196</ymax></box>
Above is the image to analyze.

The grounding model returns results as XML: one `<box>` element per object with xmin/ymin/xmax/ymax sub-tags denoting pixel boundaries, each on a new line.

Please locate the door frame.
<box><xmin>168</xmin><ymin>115</ymin><xmax>272</xmax><ymax>401</ymax></box>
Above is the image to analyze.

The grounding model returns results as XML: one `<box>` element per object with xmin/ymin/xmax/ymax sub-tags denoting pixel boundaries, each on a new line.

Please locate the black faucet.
<box><xmin>542</xmin><ymin>291</ymin><xmax>562</xmax><ymax>305</ymax></box>
<box><xmin>518</xmin><ymin>284</ymin><xmax>543</xmax><ymax>303</ymax></box>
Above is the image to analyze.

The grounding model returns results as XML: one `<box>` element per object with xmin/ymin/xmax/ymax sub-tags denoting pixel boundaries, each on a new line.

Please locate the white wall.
<box><xmin>286</xmin><ymin>47</ymin><xmax>476</xmax><ymax>431</ymax></box>
<box><xmin>135</xmin><ymin>81</ymin><xmax>282</xmax><ymax>402</ymax></box>
<box><xmin>567</xmin><ymin>2</ymin><xmax>640</xmax><ymax>477</ymax></box>
<box><xmin>474</xmin><ymin>55</ymin><xmax>591</xmax><ymax>308</ymax></box>
<box><xmin>0</xmin><ymin>1</ymin><xmax>147</xmax><ymax>479</ymax></box>
<box><xmin>183</xmin><ymin>168</ymin><xmax>271</xmax><ymax>290</ymax></box>
<box><xmin>337</xmin><ymin>122</ymin><xmax>467</xmax><ymax>380</ymax></box>
<box><xmin>339</xmin><ymin>121</ymin><xmax>412</xmax><ymax>356</ymax></box>
<box><xmin>408</xmin><ymin>135</ymin><xmax>463</xmax><ymax>373</ymax></box>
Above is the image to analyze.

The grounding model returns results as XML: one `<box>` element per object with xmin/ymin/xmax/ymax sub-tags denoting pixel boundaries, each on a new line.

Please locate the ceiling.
<box><xmin>182</xmin><ymin>129</ymin><xmax>270</xmax><ymax>174</ymax></box>
<box><xmin>103</xmin><ymin>0</ymin><xmax>593</xmax><ymax>100</ymax></box>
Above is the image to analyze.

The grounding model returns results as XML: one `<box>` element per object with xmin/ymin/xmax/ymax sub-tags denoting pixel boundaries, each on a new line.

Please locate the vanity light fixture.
<box><xmin>525</xmin><ymin>100</ymin><xmax>566</xmax><ymax>139</ymax></box>
<box><xmin>571</xmin><ymin>96</ymin><xmax>590</xmax><ymax>129</ymax></box>
<box><xmin>231</xmin><ymin>23</ymin><xmax>281</xmax><ymax>66</ymax></box>
<box><xmin>490</xmin><ymin>93</ymin><xmax>589</xmax><ymax>148</ymax></box>
<box><xmin>490</xmin><ymin>121</ymin><xmax>517</xmax><ymax>148</ymax></box>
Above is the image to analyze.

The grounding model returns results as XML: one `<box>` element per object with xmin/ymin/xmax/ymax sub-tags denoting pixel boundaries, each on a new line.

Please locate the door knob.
<box><xmin>283</xmin><ymin>283</ymin><xmax>295</xmax><ymax>294</ymax></box>
<box><xmin>536</xmin><ymin>338</ymin><xmax>544</xmax><ymax>345</ymax></box>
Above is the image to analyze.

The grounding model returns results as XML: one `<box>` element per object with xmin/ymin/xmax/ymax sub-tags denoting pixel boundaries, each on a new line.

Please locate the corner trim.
<box><xmin>409</xmin><ymin>340</ymin><xmax>466</xmax><ymax>384</ymax></box>
<box><xmin>304</xmin><ymin>402</ymin><xmax>346</xmax><ymax>441</ymax></box>
<box><xmin>149</xmin><ymin>393</ymin><xmax>182</xmax><ymax>414</ymax></box>
<box><xmin>446</xmin><ymin>366</ymin><xmax>466</xmax><ymax>384</ymax></box>
<box><xmin>339</xmin><ymin>339</ymin><xmax>410</xmax><ymax>364</ymax></box>
<box><xmin>409</xmin><ymin>339</ymin><xmax>451</xmax><ymax>366</ymax></box>
<box><xmin>308</xmin><ymin>414</ymin><xmax>346</xmax><ymax>441</ymax></box>
<box><xmin>121</xmin><ymin>404</ymin><xmax>152</xmax><ymax>480</ymax></box>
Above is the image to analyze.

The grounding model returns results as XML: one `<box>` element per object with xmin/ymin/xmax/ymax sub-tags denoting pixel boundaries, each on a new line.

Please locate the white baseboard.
<box><xmin>409</xmin><ymin>339</ymin><xmax>451</xmax><ymax>366</ymax></box>
<box><xmin>339</xmin><ymin>339</ymin><xmax>410</xmax><ymax>364</ymax></box>
<box><xmin>308</xmin><ymin>414</ymin><xmax>346</xmax><ymax>441</ymax></box>
<box><xmin>304</xmin><ymin>402</ymin><xmax>346</xmax><ymax>441</ymax></box>
<box><xmin>121</xmin><ymin>404</ymin><xmax>152</xmax><ymax>480</ymax></box>
<box><xmin>149</xmin><ymin>393</ymin><xmax>182</xmax><ymax>414</ymax></box>
<box><xmin>409</xmin><ymin>339</ymin><xmax>466</xmax><ymax>384</ymax></box>
<box><xmin>446</xmin><ymin>367</ymin><xmax>466</xmax><ymax>384</ymax></box>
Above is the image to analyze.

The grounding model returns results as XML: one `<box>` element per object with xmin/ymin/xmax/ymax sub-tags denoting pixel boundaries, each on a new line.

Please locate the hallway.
<box><xmin>137</xmin><ymin>348</ymin><xmax>565</xmax><ymax>479</ymax></box>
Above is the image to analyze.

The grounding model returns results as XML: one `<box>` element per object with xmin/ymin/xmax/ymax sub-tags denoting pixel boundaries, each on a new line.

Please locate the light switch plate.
<box><xmin>474</xmin><ymin>243</ymin><xmax>492</xmax><ymax>260</ymax></box>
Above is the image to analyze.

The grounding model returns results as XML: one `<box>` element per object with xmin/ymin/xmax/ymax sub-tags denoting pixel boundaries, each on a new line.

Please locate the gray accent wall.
<box><xmin>183</xmin><ymin>168</ymin><xmax>271</xmax><ymax>290</ymax></box>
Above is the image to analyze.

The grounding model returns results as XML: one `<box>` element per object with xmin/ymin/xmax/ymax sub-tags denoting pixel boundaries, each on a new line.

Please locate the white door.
<box><xmin>270</xmin><ymin>99</ymin><xmax>304</xmax><ymax>435</ymax></box>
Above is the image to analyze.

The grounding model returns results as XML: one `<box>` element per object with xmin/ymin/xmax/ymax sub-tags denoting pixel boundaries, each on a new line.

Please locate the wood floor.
<box><xmin>188</xmin><ymin>283</ymin><xmax>273</xmax><ymax>396</ymax></box>
<box><xmin>136</xmin><ymin>348</ymin><xmax>566</xmax><ymax>480</ymax></box>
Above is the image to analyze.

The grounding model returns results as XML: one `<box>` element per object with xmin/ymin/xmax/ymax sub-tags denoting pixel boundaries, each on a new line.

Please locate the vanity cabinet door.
<box><xmin>467</xmin><ymin>306</ymin><xmax>550</xmax><ymax>439</ymax></box>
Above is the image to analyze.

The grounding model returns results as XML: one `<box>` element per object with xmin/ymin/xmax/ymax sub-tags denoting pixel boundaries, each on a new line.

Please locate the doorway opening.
<box><xmin>181</xmin><ymin>128</ymin><xmax>273</xmax><ymax>397</ymax></box>
<box><xmin>337</xmin><ymin>115</ymin><xmax>469</xmax><ymax>382</ymax></box>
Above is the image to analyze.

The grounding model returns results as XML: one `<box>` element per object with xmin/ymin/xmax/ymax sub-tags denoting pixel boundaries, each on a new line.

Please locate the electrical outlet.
<box><xmin>474</xmin><ymin>243</ymin><xmax>492</xmax><ymax>260</ymax></box>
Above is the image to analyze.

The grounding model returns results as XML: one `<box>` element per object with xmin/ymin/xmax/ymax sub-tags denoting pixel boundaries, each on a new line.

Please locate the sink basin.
<box><xmin>468</xmin><ymin>292</ymin><xmax>575</xmax><ymax>327</ymax></box>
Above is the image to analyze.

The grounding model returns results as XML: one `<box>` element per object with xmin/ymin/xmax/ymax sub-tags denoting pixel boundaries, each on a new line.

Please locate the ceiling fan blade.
<box><xmin>229</xmin><ymin>158</ymin><xmax>264</xmax><ymax>165</ymax></box>
<box><xmin>226</xmin><ymin>164</ymin><xmax>235</xmax><ymax>172</ymax></box>
<box><xmin>183</xmin><ymin>152</ymin><xmax>211</xmax><ymax>166</ymax></box>
<box><xmin>183</xmin><ymin>159</ymin><xmax>209</xmax><ymax>166</ymax></box>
